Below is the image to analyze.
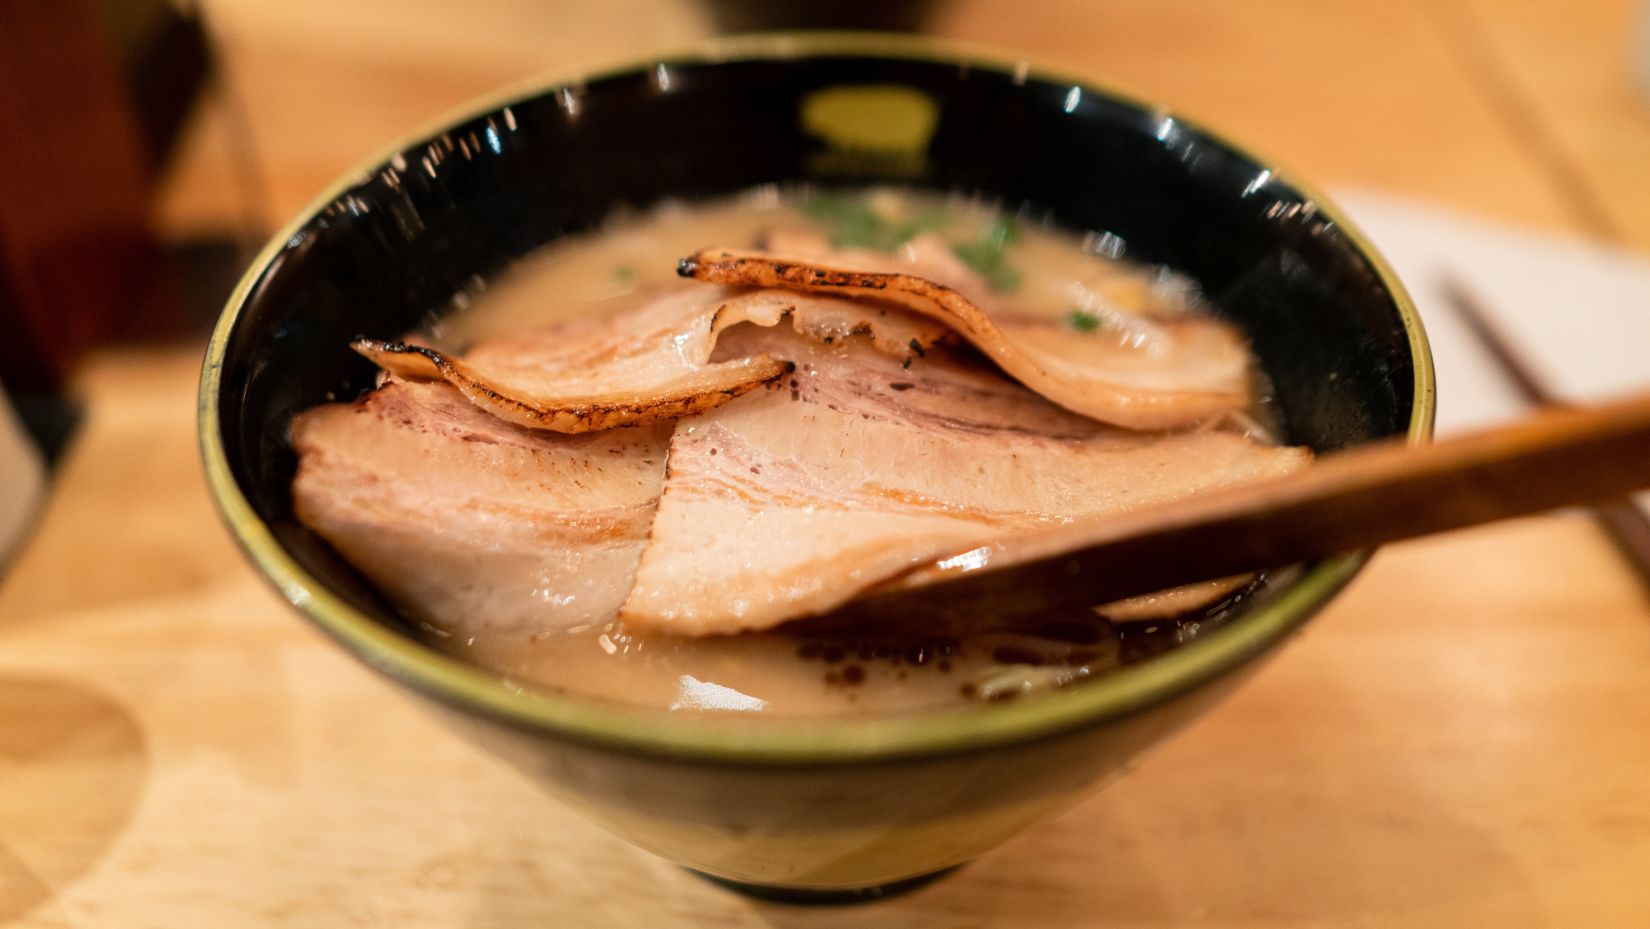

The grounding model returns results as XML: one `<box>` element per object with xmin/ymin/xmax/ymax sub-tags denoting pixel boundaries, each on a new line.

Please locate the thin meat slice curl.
<box><xmin>768</xmin><ymin>230</ymin><xmax>1256</xmax><ymax>416</ymax></box>
<box><xmin>1098</xmin><ymin>575</ymin><xmax>1256</xmax><ymax>623</ymax></box>
<box><xmin>677</xmin><ymin>248</ymin><xmax>1252</xmax><ymax>430</ymax></box>
<box><xmin>617</xmin><ymin>327</ymin><xmax>1309</xmax><ymax>637</ymax></box>
<box><xmin>290</xmin><ymin>380</ymin><xmax>671</xmax><ymax>640</ymax></box>
<box><xmin>354</xmin><ymin>284</ymin><xmax>952</xmax><ymax>433</ymax></box>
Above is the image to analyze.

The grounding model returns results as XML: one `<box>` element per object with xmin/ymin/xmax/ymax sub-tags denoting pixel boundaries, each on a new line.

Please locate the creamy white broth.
<box><xmin>433</xmin><ymin>186</ymin><xmax>1207</xmax><ymax>350</ymax></box>
<box><xmin>403</xmin><ymin>187</ymin><xmax>1269</xmax><ymax>716</ymax></box>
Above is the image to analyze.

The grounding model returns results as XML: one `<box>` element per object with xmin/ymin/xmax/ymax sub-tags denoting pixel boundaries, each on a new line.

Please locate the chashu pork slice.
<box><xmin>290</xmin><ymin>379</ymin><xmax>669</xmax><ymax>639</ymax></box>
<box><xmin>759</xmin><ymin>228</ymin><xmax>1250</xmax><ymax>418</ymax></box>
<box><xmin>678</xmin><ymin>247</ymin><xmax>1252</xmax><ymax>431</ymax></box>
<box><xmin>355</xmin><ymin>284</ymin><xmax>952</xmax><ymax>433</ymax></box>
<box><xmin>618</xmin><ymin>327</ymin><xmax>1309</xmax><ymax>637</ymax></box>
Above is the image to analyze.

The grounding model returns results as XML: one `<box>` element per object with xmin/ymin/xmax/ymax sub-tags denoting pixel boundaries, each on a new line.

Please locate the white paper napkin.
<box><xmin>1334</xmin><ymin>187</ymin><xmax>1650</xmax><ymax>516</ymax></box>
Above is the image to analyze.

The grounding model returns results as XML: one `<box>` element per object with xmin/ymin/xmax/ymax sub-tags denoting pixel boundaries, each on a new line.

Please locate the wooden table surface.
<box><xmin>6</xmin><ymin>1</ymin><xmax>1650</xmax><ymax>926</ymax></box>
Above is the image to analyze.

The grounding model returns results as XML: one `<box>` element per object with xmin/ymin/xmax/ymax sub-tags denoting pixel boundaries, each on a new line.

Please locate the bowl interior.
<box><xmin>204</xmin><ymin>38</ymin><xmax>1430</xmax><ymax>761</ymax></box>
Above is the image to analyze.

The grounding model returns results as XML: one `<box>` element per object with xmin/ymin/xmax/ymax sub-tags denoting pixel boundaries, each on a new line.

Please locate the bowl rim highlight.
<box><xmin>198</xmin><ymin>31</ymin><xmax>1436</xmax><ymax>766</ymax></box>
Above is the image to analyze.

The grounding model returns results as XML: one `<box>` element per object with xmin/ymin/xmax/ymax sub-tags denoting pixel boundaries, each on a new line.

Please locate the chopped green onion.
<box><xmin>951</xmin><ymin>218</ymin><xmax>1022</xmax><ymax>293</ymax></box>
<box><xmin>894</xmin><ymin>205</ymin><xmax>951</xmax><ymax>244</ymax></box>
<box><xmin>802</xmin><ymin>194</ymin><xmax>1021</xmax><ymax>292</ymax></box>
<box><xmin>984</xmin><ymin>263</ymin><xmax>1021</xmax><ymax>293</ymax></box>
<box><xmin>802</xmin><ymin>192</ymin><xmax>950</xmax><ymax>252</ymax></box>
<box><xmin>1066</xmin><ymin>309</ymin><xmax>1102</xmax><ymax>332</ymax></box>
<box><xmin>802</xmin><ymin>193</ymin><xmax>889</xmax><ymax>249</ymax></box>
<box><xmin>982</xmin><ymin>217</ymin><xmax>1018</xmax><ymax>250</ymax></box>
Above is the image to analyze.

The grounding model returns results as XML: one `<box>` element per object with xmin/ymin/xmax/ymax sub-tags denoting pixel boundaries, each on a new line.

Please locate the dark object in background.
<box><xmin>0</xmin><ymin>0</ymin><xmax>211</xmax><ymax>457</ymax></box>
<box><xmin>703</xmin><ymin>0</ymin><xmax>942</xmax><ymax>34</ymax></box>
<box><xmin>101</xmin><ymin>0</ymin><xmax>213</xmax><ymax>171</ymax></box>
<box><xmin>0</xmin><ymin>2</ymin><xmax>153</xmax><ymax>393</ymax></box>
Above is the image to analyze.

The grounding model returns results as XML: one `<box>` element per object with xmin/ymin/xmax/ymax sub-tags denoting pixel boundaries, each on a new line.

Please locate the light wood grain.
<box><xmin>931</xmin><ymin>0</ymin><xmax>1591</xmax><ymax>236</ymax></box>
<box><xmin>155</xmin><ymin>0</ymin><xmax>1650</xmax><ymax>248</ymax></box>
<box><xmin>153</xmin><ymin>0</ymin><xmax>715</xmax><ymax>237</ymax></box>
<box><xmin>8</xmin><ymin>0</ymin><xmax>1650</xmax><ymax>925</ymax></box>
<box><xmin>1453</xmin><ymin>0</ymin><xmax>1650</xmax><ymax>247</ymax></box>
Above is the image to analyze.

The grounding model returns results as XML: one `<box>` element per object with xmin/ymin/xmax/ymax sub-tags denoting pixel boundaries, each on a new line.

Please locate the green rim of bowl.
<box><xmin>198</xmin><ymin>32</ymin><xmax>1436</xmax><ymax>767</ymax></box>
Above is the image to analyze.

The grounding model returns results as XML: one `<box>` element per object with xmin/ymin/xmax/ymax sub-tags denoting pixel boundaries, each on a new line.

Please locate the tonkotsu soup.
<box><xmin>288</xmin><ymin>186</ymin><xmax>1308</xmax><ymax>717</ymax></box>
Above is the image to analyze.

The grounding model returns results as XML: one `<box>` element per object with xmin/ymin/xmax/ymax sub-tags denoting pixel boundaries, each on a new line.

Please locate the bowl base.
<box><xmin>687</xmin><ymin>864</ymin><xmax>962</xmax><ymax>905</ymax></box>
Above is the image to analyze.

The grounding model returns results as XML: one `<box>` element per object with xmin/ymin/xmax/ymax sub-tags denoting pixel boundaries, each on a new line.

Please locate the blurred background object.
<box><xmin>702</xmin><ymin>0</ymin><xmax>941</xmax><ymax>32</ymax></box>
<box><xmin>0</xmin><ymin>0</ymin><xmax>213</xmax><ymax>464</ymax></box>
<box><xmin>0</xmin><ymin>380</ymin><xmax>45</xmax><ymax>566</ymax></box>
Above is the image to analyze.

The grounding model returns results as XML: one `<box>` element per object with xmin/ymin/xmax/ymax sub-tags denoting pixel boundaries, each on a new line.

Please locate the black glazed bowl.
<box><xmin>200</xmin><ymin>34</ymin><xmax>1433</xmax><ymax>898</ymax></box>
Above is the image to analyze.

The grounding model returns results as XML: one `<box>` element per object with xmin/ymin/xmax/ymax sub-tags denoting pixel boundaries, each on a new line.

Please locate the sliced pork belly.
<box><xmin>678</xmin><ymin>248</ymin><xmax>1251</xmax><ymax>430</ymax></box>
<box><xmin>718</xmin><ymin>288</ymin><xmax>952</xmax><ymax>361</ymax></box>
<box><xmin>355</xmin><ymin>285</ymin><xmax>951</xmax><ymax>433</ymax></box>
<box><xmin>760</xmin><ymin>229</ymin><xmax>1233</xmax><ymax>391</ymax></box>
<box><xmin>618</xmin><ymin>328</ymin><xmax>1308</xmax><ymax>637</ymax></box>
<box><xmin>290</xmin><ymin>380</ymin><xmax>669</xmax><ymax>639</ymax></box>
<box><xmin>353</xmin><ymin>287</ymin><xmax>783</xmax><ymax>433</ymax></box>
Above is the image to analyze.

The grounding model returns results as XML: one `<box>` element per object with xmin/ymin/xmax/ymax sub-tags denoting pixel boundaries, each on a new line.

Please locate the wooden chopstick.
<box><xmin>1440</xmin><ymin>276</ymin><xmax>1650</xmax><ymax>594</ymax></box>
<box><xmin>831</xmin><ymin>391</ymin><xmax>1650</xmax><ymax>628</ymax></box>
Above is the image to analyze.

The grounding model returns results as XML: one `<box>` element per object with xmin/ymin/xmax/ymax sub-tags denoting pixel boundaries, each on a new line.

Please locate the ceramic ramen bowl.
<box><xmin>199</xmin><ymin>33</ymin><xmax>1433</xmax><ymax>902</ymax></box>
